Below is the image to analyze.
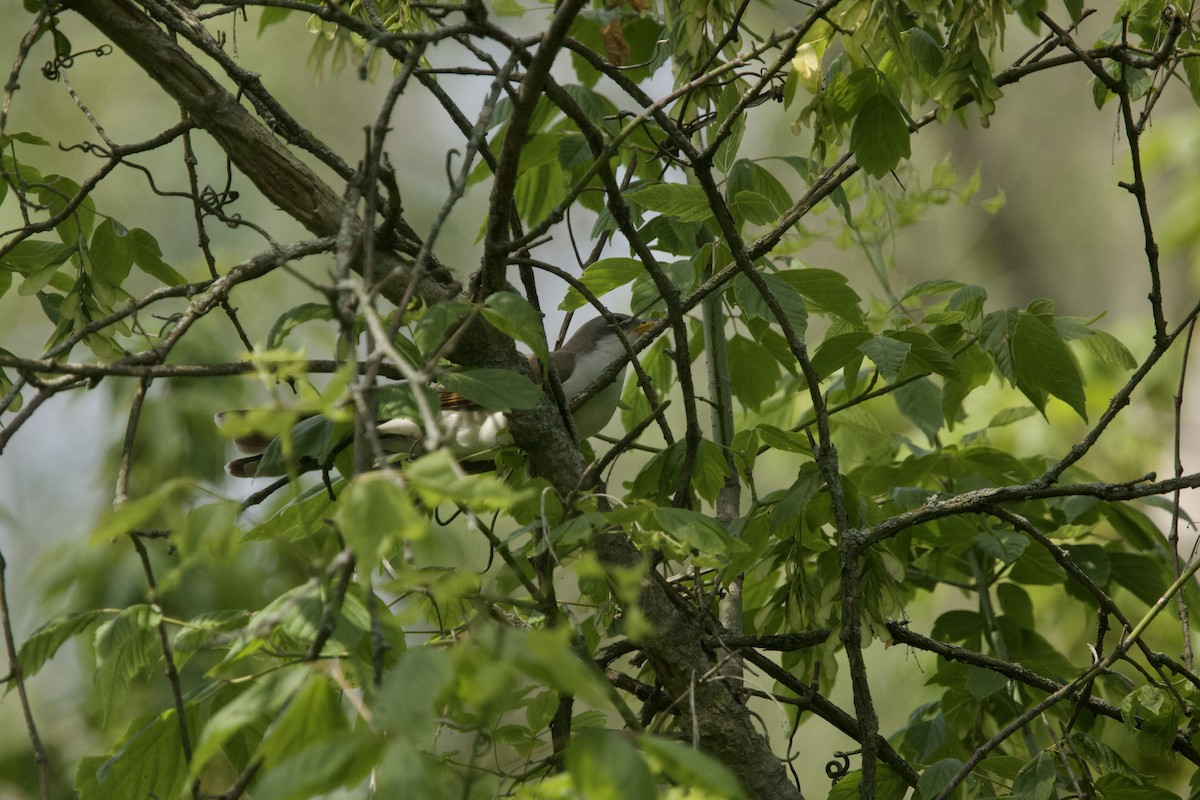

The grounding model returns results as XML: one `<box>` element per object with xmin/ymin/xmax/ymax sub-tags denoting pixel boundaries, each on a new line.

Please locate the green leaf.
<box><xmin>253</xmin><ymin>733</ymin><xmax>383</xmax><ymax>800</ymax></box>
<box><xmin>964</xmin><ymin>666</ymin><xmax>1008</xmax><ymax>699</ymax></box>
<box><xmin>931</xmin><ymin>609</ymin><xmax>984</xmax><ymax>646</ymax></box>
<box><xmin>190</xmin><ymin>666</ymin><xmax>308</xmax><ymax>776</ymax></box>
<box><xmin>727</xmin><ymin>335</ymin><xmax>780</xmax><ymax>410</ymax></box>
<box><xmin>899</xmin><ymin>711</ymin><xmax>948</xmax><ymax>763</ymax></box>
<box><xmin>254</xmin><ymin>414</ymin><xmax>343</xmax><ymax>477</ymax></box>
<box><xmin>713</xmin><ymin>86</ymin><xmax>746</xmax><ymax>174</ymax></box>
<box><xmin>692</xmin><ymin>438</ymin><xmax>732</xmax><ymax>503</ymax></box>
<box><xmin>975</xmin><ymin>526</ymin><xmax>1028</xmax><ymax>564</ymax></box>
<box><xmin>76</xmin><ymin>706</ymin><xmax>198</xmax><ymax>800</ymax></box>
<box><xmin>1006</xmin><ymin>543</ymin><xmax>1067</xmax><ymax>586</ymax></box>
<box><xmin>17</xmin><ymin>609</ymin><xmax>107</xmax><ymax>681</ymax></box>
<box><xmin>755</xmin><ymin>425</ymin><xmax>814</xmax><ymax>456</ymax></box>
<box><xmin>244</xmin><ymin>480</ymin><xmax>338</xmax><ymax>541</ymax></box>
<box><xmin>639</xmin><ymin>736</ymin><xmax>746</xmax><ymax>799</ymax></box>
<box><xmin>713</xmin><ymin>117</ymin><xmax>747</xmax><ymax>177</ymax></box>
<box><xmin>771</xmin><ymin>465</ymin><xmax>823</xmax><ymax>534</ymax></box>
<box><xmin>1012</xmin><ymin>310</ymin><xmax>1087</xmax><ymax>420</ymax></box>
<box><xmin>0</xmin><ymin>131</ymin><xmax>50</xmax><ymax>147</ymax></box>
<box><xmin>0</xmin><ymin>238</ymin><xmax>76</xmax><ymax>275</ymax></box>
<box><xmin>812</xmin><ymin>330</ymin><xmax>874</xmax><ymax>379</ymax></box>
<box><xmin>1108</xmin><ymin>552</ymin><xmax>1169</xmax><ymax>606</ymax></box>
<box><xmin>267</xmin><ymin>303</ymin><xmax>334</xmax><ymax>349</ymax></box>
<box><xmin>733</xmin><ymin>271</ymin><xmax>808</xmax><ymax>341</ymax></box>
<box><xmin>651</xmin><ymin>507</ymin><xmax>737</xmax><ymax>556</ymax></box>
<box><xmin>172</xmin><ymin>610</ymin><xmax>250</xmax><ymax>662</ymax></box>
<box><xmin>518</xmin><ymin>132</ymin><xmax>565</xmax><ymax>172</ymax></box>
<box><xmin>942</xmin><ymin>344</ymin><xmax>993</xmax><ymax>428</ymax></box>
<box><xmin>1063</xmin><ymin>543</ymin><xmax>1110</xmax><ymax>591</ymax></box>
<box><xmin>628</xmin><ymin>183</ymin><xmax>713</xmax><ymax>222</ymax></box>
<box><xmin>1082</xmin><ymin>329</ymin><xmax>1137</xmax><ymax>370</ymax></box>
<box><xmin>18</xmin><ymin>261</ymin><xmax>63</xmax><ymax>296</ymax></box>
<box><xmin>568</xmin><ymin>729</ymin><xmax>655</xmax><ymax>800</ymax></box>
<box><xmin>981</xmin><ymin>306</ymin><xmax>1019</xmax><ymax>378</ymax></box>
<box><xmin>987</xmin><ymin>406</ymin><xmax>1037</xmax><ymax>428</ymax></box>
<box><xmin>827</xmin><ymin>68</ymin><xmax>883</xmax><ymax>119</ymax></box>
<box><xmin>439</xmin><ymin>368</ymin><xmax>542</xmax><ymax>410</ymax></box>
<box><xmin>776</xmin><ymin>267</ymin><xmax>864</xmax><ymax>324</ymax></box>
<box><xmin>1184</xmin><ymin>54</ymin><xmax>1200</xmax><ymax>107</ymax></box>
<box><xmin>739</xmin><ymin>160</ymin><xmax>794</xmax><ymax>214</ymax></box>
<box><xmin>1011</xmin><ymin>752</ymin><xmax>1056</xmax><ymax>800</ymax></box>
<box><xmin>414</xmin><ymin>300</ymin><xmax>471</xmax><ymax>358</ymax></box>
<box><xmin>129</xmin><ymin>228</ymin><xmax>188</xmax><ymax>285</ymax></box>
<box><xmin>893</xmin><ymin>377</ymin><xmax>943</xmax><ymax>442</ymax></box>
<box><xmin>730</xmin><ymin>190</ymin><xmax>777</xmax><ymax>225</ymax></box>
<box><xmin>334</xmin><ymin>473</ymin><xmax>426</xmax><ymax>576</ymax></box>
<box><xmin>917</xmin><ymin>758</ymin><xmax>964</xmax><ymax>800</ymax></box>
<box><xmin>556</xmin><ymin>85</ymin><xmax>611</xmax><ymax>130</ymax></box>
<box><xmin>851</xmin><ymin>93</ymin><xmax>911</xmax><ymax>178</ymax></box>
<box><xmin>1092</xmin><ymin>73</ymin><xmax>1113</xmax><ymax>109</ymax></box>
<box><xmin>903</xmin><ymin>279</ymin><xmax>963</xmax><ymax>300</ymax></box>
<box><xmin>372</xmin><ymin>740</ymin><xmax>444</xmax><ymax>796</ymax></box>
<box><xmin>948</xmin><ymin>283</ymin><xmax>988</xmax><ymax>319</ymax></box>
<box><xmin>369</xmin><ymin>647</ymin><xmax>454</xmax><ymax>738</ymax></box>
<box><xmin>859</xmin><ymin>335</ymin><xmax>910</xmax><ymax>382</ymax></box>
<box><xmin>484</xmin><ymin>291</ymin><xmax>549</xmax><ymax>362</ymax></box>
<box><xmin>907</xmin><ymin>28</ymin><xmax>946</xmax><ymax>75</ymax></box>
<box><xmin>829</xmin><ymin>766</ymin><xmax>910</xmax><ymax>800</ymax></box>
<box><xmin>35</xmin><ymin>174</ymin><xmax>95</xmax><ymax>244</ymax></box>
<box><xmin>1066</xmin><ymin>731</ymin><xmax>1142</xmax><ymax>782</ymax></box>
<box><xmin>558</xmin><ymin>134</ymin><xmax>593</xmax><ymax>169</ymax></box>
<box><xmin>89</xmin><ymin>218</ymin><xmax>133</xmax><ymax>285</ymax></box>
<box><xmin>1093</xmin><ymin>774</ymin><xmax>1181</xmax><ymax>799</ymax></box>
<box><xmin>258</xmin><ymin>673</ymin><xmax>349</xmax><ymax>767</ymax></box>
<box><xmin>997</xmin><ymin>583</ymin><xmax>1034</xmax><ymax>627</ymax></box>
<box><xmin>516</xmin><ymin>628</ymin><xmax>610</xmax><ymax>706</ymax></box>
<box><xmin>890</xmin><ymin>330</ymin><xmax>960</xmax><ymax>379</ymax></box>
<box><xmin>94</xmin><ymin>605</ymin><xmax>161</xmax><ymax>723</ymax></box>
<box><xmin>258</xmin><ymin>7</ymin><xmax>291</xmax><ymax>31</ymax></box>
<box><xmin>405</xmin><ymin>450</ymin><xmax>529</xmax><ymax>510</ymax></box>
<box><xmin>560</xmin><ymin>258</ymin><xmax>644</xmax><ymax>311</ymax></box>
<box><xmin>515</xmin><ymin>159</ymin><xmax>566</xmax><ymax>224</ymax></box>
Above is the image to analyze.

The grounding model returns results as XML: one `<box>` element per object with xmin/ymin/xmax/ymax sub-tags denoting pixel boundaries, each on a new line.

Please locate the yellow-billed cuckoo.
<box><xmin>224</xmin><ymin>314</ymin><xmax>652</xmax><ymax>477</ymax></box>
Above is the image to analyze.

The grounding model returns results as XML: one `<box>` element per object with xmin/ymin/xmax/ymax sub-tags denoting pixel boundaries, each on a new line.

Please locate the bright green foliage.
<box><xmin>3</xmin><ymin>1</ymin><xmax>1200</xmax><ymax>800</ymax></box>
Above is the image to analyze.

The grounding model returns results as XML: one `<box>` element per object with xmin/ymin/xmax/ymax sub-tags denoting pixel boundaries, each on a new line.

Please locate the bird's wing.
<box><xmin>437</xmin><ymin>388</ymin><xmax>477</xmax><ymax>410</ymax></box>
<box><xmin>548</xmin><ymin>348</ymin><xmax>576</xmax><ymax>385</ymax></box>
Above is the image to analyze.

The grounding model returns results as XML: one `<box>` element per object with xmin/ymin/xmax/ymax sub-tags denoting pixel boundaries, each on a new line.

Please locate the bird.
<box><xmin>222</xmin><ymin>314</ymin><xmax>652</xmax><ymax>477</ymax></box>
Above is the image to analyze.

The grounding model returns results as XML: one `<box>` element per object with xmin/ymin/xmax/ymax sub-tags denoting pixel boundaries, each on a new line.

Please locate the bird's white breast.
<box><xmin>559</xmin><ymin>333</ymin><xmax>630</xmax><ymax>439</ymax></box>
<box><xmin>378</xmin><ymin>408</ymin><xmax>513</xmax><ymax>459</ymax></box>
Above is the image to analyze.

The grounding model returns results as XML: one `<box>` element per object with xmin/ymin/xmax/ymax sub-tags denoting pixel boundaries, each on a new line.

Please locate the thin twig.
<box><xmin>0</xmin><ymin>550</ymin><xmax>50</xmax><ymax>800</ymax></box>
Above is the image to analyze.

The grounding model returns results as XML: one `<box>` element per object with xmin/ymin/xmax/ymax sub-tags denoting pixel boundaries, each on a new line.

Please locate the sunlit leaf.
<box><xmin>76</xmin><ymin>706</ymin><xmax>199</xmax><ymax>800</ymax></box>
<box><xmin>560</xmin><ymin>258</ymin><xmax>644</xmax><ymax>311</ymax></box>
<box><xmin>94</xmin><ymin>605</ymin><xmax>161</xmax><ymax>724</ymax></box>
<box><xmin>17</xmin><ymin>609</ymin><xmax>107</xmax><ymax>681</ymax></box>
<box><xmin>190</xmin><ymin>667</ymin><xmax>309</xmax><ymax>777</ymax></box>
<box><xmin>568</xmin><ymin>729</ymin><xmax>655</xmax><ymax>800</ymax></box>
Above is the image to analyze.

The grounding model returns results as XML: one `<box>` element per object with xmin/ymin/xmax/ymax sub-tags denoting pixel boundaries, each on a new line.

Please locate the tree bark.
<box><xmin>70</xmin><ymin>0</ymin><xmax>461</xmax><ymax>310</ymax></box>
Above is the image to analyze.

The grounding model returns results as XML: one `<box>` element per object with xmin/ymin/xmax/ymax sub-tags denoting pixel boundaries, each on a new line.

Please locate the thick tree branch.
<box><xmin>70</xmin><ymin>0</ymin><xmax>460</xmax><ymax>308</ymax></box>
